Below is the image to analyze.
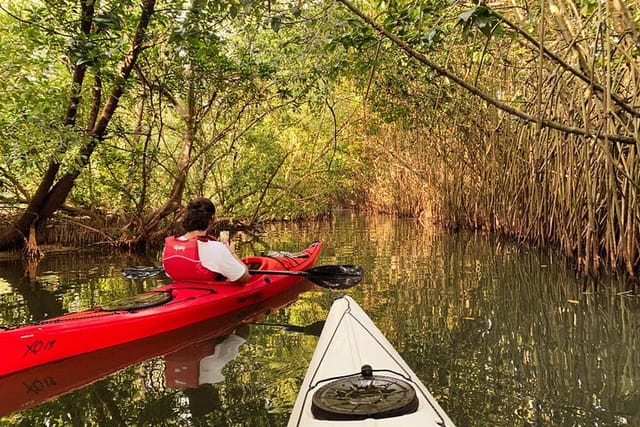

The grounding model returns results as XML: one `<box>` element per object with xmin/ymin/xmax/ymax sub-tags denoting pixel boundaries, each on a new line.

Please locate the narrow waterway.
<box><xmin>0</xmin><ymin>211</ymin><xmax>638</xmax><ymax>426</ymax></box>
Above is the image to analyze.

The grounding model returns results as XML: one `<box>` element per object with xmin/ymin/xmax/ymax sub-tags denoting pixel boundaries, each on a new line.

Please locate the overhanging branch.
<box><xmin>335</xmin><ymin>0</ymin><xmax>637</xmax><ymax>145</ymax></box>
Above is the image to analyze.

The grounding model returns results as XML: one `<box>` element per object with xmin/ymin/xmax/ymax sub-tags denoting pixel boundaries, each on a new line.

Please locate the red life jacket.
<box><xmin>162</xmin><ymin>236</ymin><xmax>219</xmax><ymax>282</ymax></box>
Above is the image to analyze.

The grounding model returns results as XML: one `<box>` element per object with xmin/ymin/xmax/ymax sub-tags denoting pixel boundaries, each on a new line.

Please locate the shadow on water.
<box><xmin>0</xmin><ymin>212</ymin><xmax>639</xmax><ymax>426</ymax></box>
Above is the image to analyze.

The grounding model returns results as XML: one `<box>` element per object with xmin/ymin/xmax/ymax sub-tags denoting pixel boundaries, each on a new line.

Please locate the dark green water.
<box><xmin>1</xmin><ymin>212</ymin><xmax>638</xmax><ymax>426</ymax></box>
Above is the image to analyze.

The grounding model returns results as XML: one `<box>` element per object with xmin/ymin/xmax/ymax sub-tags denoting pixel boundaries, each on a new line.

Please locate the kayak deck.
<box><xmin>288</xmin><ymin>295</ymin><xmax>456</xmax><ymax>426</ymax></box>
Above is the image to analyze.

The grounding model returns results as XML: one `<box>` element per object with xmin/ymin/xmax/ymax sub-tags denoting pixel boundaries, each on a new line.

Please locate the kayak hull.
<box><xmin>288</xmin><ymin>295</ymin><xmax>455</xmax><ymax>426</ymax></box>
<box><xmin>0</xmin><ymin>241</ymin><xmax>322</xmax><ymax>378</ymax></box>
<box><xmin>0</xmin><ymin>280</ymin><xmax>313</xmax><ymax>417</ymax></box>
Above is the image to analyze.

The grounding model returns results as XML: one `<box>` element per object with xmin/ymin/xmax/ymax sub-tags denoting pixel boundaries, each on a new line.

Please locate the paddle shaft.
<box><xmin>122</xmin><ymin>267</ymin><xmax>308</xmax><ymax>278</ymax></box>
<box><xmin>123</xmin><ymin>264</ymin><xmax>363</xmax><ymax>289</ymax></box>
<box><xmin>248</xmin><ymin>269</ymin><xmax>308</xmax><ymax>276</ymax></box>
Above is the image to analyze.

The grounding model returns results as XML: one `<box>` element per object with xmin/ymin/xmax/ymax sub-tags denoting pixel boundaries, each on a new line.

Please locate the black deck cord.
<box><xmin>263</xmin><ymin>240</ymin><xmax>317</xmax><ymax>270</ymax></box>
<box><xmin>264</xmin><ymin>251</ymin><xmax>308</xmax><ymax>270</ymax></box>
<box><xmin>164</xmin><ymin>285</ymin><xmax>217</xmax><ymax>294</ymax></box>
<box><xmin>267</xmin><ymin>254</ymin><xmax>300</xmax><ymax>270</ymax></box>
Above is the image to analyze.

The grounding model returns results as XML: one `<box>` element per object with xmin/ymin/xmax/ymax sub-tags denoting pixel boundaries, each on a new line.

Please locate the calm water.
<box><xmin>1</xmin><ymin>212</ymin><xmax>639</xmax><ymax>426</ymax></box>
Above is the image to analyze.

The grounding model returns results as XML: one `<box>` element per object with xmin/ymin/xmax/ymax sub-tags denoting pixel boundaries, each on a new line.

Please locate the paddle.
<box><xmin>122</xmin><ymin>264</ymin><xmax>364</xmax><ymax>290</ymax></box>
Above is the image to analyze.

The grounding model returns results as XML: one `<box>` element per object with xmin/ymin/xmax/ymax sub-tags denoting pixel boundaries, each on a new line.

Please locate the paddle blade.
<box><xmin>305</xmin><ymin>265</ymin><xmax>364</xmax><ymax>290</ymax></box>
<box><xmin>122</xmin><ymin>266</ymin><xmax>165</xmax><ymax>279</ymax></box>
<box><xmin>254</xmin><ymin>320</ymin><xmax>326</xmax><ymax>336</ymax></box>
<box><xmin>290</xmin><ymin>320</ymin><xmax>325</xmax><ymax>336</ymax></box>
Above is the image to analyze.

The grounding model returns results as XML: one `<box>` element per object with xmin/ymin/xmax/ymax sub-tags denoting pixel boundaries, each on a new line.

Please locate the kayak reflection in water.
<box><xmin>165</xmin><ymin>324</ymin><xmax>251</xmax><ymax>416</ymax></box>
<box><xmin>162</xmin><ymin>197</ymin><xmax>250</xmax><ymax>283</ymax></box>
<box><xmin>166</xmin><ymin>324</ymin><xmax>250</xmax><ymax>388</ymax></box>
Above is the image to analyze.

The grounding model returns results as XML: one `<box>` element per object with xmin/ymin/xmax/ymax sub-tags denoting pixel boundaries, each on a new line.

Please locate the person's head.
<box><xmin>182</xmin><ymin>197</ymin><xmax>215</xmax><ymax>232</ymax></box>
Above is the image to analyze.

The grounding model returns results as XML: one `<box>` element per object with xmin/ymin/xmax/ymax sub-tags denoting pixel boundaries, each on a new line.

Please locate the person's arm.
<box><xmin>227</xmin><ymin>241</ymin><xmax>250</xmax><ymax>282</ymax></box>
<box><xmin>198</xmin><ymin>240</ymin><xmax>250</xmax><ymax>283</ymax></box>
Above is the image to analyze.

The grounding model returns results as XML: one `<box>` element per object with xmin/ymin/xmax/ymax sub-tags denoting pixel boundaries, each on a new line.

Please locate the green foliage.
<box><xmin>0</xmin><ymin>8</ymin><xmax>74</xmax><ymax>196</ymax></box>
<box><xmin>577</xmin><ymin>0</ymin><xmax>600</xmax><ymax>17</ymax></box>
<box><xmin>327</xmin><ymin>17</ymin><xmax>377</xmax><ymax>52</ymax></box>
<box><xmin>457</xmin><ymin>5</ymin><xmax>503</xmax><ymax>40</ymax></box>
<box><xmin>0</xmin><ymin>0</ymin><xmax>514</xmax><ymax>242</ymax></box>
<box><xmin>0</xmin><ymin>0</ymin><xmax>361</xmax><ymax>228</ymax></box>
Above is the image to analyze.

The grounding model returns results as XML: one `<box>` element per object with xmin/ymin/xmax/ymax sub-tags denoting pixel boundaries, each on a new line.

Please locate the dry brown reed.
<box><xmin>358</xmin><ymin>1</ymin><xmax>640</xmax><ymax>278</ymax></box>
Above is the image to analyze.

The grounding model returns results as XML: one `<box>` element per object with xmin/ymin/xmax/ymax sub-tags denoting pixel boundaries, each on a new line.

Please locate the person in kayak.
<box><xmin>162</xmin><ymin>197</ymin><xmax>250</xmax><ymax>283</ymax></box>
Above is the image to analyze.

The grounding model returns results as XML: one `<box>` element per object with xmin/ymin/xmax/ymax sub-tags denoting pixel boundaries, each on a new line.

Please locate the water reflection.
<box><xmin>353</xmin><ymin>220</ymin><xmax>640</xmax><ymax>426</ymax></box>
<box><xmin>167</xmin><ymin>325</ymin><xmax>250</xmax><ymax>389</ymax></box>
<box><xmin>0</xmin><ymin>212</ymin><xmax>639</xmax><ymax>426</ymax></box>
<box><xmin>166</xmin><ymin>324</ymin><xmax>250</xmax><ymax>419</ymax></box>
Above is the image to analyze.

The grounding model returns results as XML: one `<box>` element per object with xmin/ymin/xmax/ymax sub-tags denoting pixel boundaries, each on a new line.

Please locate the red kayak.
<box><xmin>0</xmin><ymin>280</ymin><xmax>314</xmax><ymax>417</ymax></box>
<box><xmin>0</xmin><ymin>241</ymin><xmax>324</xmax><ymax>378</ymax></box>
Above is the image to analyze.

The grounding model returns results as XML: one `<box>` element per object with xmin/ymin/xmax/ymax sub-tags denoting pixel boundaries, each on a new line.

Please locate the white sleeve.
<box><xmin>197</xmin><ymin>240</ymin><xmax>247</xmax><ymax>281</ymax></box>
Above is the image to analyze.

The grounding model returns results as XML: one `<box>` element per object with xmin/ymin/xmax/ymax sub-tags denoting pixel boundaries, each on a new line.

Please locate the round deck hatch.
<box><xmin>311</xmin><ymin>365</ymin><xmax>418</xmax><ymax>420</ymax></box>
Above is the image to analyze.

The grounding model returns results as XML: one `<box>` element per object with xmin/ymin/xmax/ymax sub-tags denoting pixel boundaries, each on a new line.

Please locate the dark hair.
<box><xmin>182</xmin><ymin>197</ymin><xmax>215</xmax><ymax>232</ymax></box>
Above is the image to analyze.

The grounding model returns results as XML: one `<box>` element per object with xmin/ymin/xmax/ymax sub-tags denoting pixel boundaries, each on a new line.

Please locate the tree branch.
<box><xmin>335</xmin><ymin>0</ymin><xmax>637</xmax><ymax>145</ymax></box>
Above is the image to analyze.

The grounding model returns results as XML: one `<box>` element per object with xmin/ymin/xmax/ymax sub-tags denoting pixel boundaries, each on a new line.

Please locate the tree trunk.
<box><xmin>0</xmin><ymin>0</ymin><xmax>157</xmax><ymax>251</ymax></box>
<box><xmin>138</xmin><ymin>78</ymin><xmax>197</xmax><ymax>241</ymax></box>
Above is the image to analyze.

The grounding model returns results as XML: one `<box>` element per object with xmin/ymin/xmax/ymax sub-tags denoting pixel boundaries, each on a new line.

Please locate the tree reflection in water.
<box><xmin>1</xmin><ymin>213</ymin><xmax>640</xmax><ymax>426</ymax></box>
